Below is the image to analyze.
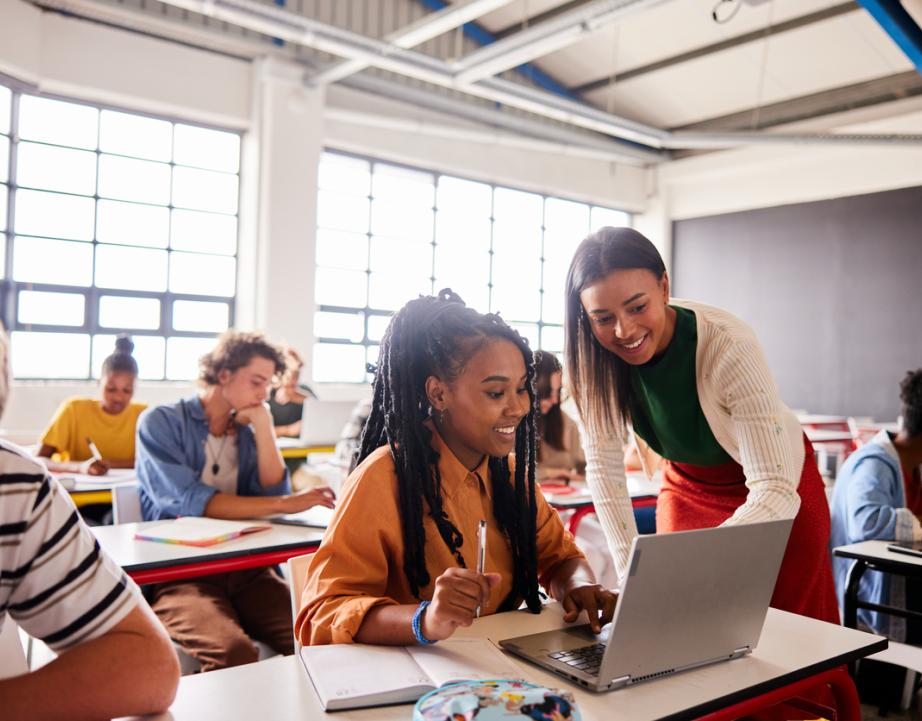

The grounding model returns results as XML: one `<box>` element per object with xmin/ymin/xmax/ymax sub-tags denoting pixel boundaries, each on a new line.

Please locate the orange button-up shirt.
<box><xmin>296</xmin><ymin>429</ymin><xmax>585</xmax><ymax>645</ymax></box>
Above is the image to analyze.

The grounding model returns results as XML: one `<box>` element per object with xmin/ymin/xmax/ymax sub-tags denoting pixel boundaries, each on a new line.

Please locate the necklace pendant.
<box><xmin>212</xmin><ymin>463</ymin><xmax>219</xmax><ymax>475</ymax></box>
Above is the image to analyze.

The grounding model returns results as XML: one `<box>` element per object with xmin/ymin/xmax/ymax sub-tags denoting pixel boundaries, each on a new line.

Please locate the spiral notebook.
<box><xmin>134</xmin><ymin>517</ymin><xmax>272</xmax><ymax>547</ymax></box>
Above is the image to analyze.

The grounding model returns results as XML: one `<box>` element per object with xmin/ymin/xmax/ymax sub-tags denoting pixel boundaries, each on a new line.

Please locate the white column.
<box><xmin>239</xmin><ymin>57</ymin><xmax>324</xmax><ymax>379</ymax></box>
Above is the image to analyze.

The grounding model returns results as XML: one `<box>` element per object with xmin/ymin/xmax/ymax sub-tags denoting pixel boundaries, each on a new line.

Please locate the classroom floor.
<box><xmin>862</xmin><ymin>702</ymin><xmax>921</xmax><ymax>720</ymax></box>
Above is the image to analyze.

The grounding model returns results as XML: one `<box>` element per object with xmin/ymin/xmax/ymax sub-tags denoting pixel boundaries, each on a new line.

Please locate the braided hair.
<box><xmin>356</xmin><ymin>289</ymin><xmax>542</xmax><ymax>614</ymax></box>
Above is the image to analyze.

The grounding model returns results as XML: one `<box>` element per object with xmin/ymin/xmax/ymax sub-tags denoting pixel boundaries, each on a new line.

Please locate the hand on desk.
<box><xmin>562</xmin><ymin>584</ymin><xmax>618</xmax><ymax>634</ymax></box>
<box><xmin>279</xmin><ymin>487</ymin><xmax>336</xmax><ymax>514</ymax></box>
<box><xmin>79</xmin><ymin>458</ymin><xmax>110</xmax><ymax>476</ymax></box>
<box><xmin>422</xmin><ymin>568</ymin><xmax>501</xmax><ymax>642</ymax></box>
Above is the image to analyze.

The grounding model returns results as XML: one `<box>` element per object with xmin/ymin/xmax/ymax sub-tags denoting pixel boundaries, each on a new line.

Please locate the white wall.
<box><xmin>0</xmin><ymin>1</ymin><xmax>649</xmax><ymax>436</ymax></box>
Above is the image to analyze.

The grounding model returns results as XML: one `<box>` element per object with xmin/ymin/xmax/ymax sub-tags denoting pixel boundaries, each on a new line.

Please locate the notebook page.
<box><xmin>299</xmin><ymin>644</ymin><xmax>433</xmax><ymax>709</ymax></box>
<box><xmin>134</xmin><ymin>517</ymin><xmax>269</xmax><ymax>544</ymax></box>
<box><xmin>408</xmin><ymin>638</ymin><xmax>527</xmax><ymax>687</ymax></box>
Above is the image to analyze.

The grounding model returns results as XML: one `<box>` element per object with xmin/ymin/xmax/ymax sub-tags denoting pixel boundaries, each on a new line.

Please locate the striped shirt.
<box><xmin>0</xmin><ymin>440</ymin><xmax>139</xmax><ymax>651</ymax></box>
<box><xmin>578</xmin><ymin>298</ymin><xmax>805</xmax><ymax>586</ymax></box>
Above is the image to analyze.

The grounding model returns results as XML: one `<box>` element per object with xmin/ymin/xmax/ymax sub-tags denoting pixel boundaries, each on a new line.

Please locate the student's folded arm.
<box><xmin>296</xmin><ymin>463</ymin><xmax>402</xmax><ymax>646</ymax></box>
<box><xmin>844</xmin><ymin>458</ymin><xmax>920</xmax><ymax>542</ymax></box>
<box><xmin>718</xmin><ymin>336</ymin><xmax>801</xmax><ymax>526</ymax></box>
<box><xmin>136</xmin><ymin>408</ymin><xmax>217</xmax><ymax>518</ymax></box>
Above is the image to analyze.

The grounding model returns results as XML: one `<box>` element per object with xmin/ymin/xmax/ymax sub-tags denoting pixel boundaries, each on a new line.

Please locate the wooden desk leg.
<box><xmin>692</xmin><ymin>667</ymin><xmax>860</xmax><ymax>721</ymax></box>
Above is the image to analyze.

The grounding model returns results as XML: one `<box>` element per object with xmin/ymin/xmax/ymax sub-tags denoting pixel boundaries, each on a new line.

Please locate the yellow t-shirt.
<box><xmin>40</xmin><ymin>397</ymin><xmax>147</xmax><ymax>463</ymax></box>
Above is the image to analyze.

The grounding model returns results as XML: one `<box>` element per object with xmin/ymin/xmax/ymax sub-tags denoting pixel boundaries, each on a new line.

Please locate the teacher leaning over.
<box><xmin>565</xmin><ymin>226</ymin><xmax>838</xmax><ymax>624</ymax></box>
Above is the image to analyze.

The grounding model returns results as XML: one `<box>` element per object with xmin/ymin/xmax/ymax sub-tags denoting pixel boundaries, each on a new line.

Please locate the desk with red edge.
<box><xmin>544</xmin><ymin>473</ymin><xmax>660</xmax><ymax>535</ymax></box>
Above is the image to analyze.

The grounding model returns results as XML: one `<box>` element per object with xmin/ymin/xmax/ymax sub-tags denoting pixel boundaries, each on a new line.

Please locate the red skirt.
<box><xmin>657</xmin><ymin>434</ymin><xmax>840</xmax><ymax>625</ymax></box>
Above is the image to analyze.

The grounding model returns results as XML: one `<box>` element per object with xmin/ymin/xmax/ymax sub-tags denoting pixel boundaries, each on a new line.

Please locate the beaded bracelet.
<box><xmin>412</xmin><ymin>600</ymin><xmax>437</xmax><ymax>645</ymax></box>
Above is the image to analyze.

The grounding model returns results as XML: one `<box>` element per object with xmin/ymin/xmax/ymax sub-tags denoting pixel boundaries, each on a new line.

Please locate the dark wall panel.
<box><xmin>672</xmin><ymin>186</ymin><xmax>922</xmax><ymax>421</ymax></box>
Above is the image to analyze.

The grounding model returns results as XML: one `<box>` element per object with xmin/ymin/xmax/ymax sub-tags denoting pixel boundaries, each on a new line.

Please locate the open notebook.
<box><xmin>134</xmin><ymin>517</ymin><xmax>271</xmax><ymax>547</ymax></box>
<box><xmin>299</xmin><ymin>638</ymin><xmax>526</xmax><ymax>710</ymax></box>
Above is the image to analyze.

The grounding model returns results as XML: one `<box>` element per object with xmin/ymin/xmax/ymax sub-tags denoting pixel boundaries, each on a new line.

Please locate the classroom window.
<box><xmin>313</xmin><ymin>150</ymin><xmax>630</xmax><ymax>384</ymax></box>
<box><xmin>0</xmin><ymin>84</ymin><xmax>241</xmax><ymax>380</ymax></box>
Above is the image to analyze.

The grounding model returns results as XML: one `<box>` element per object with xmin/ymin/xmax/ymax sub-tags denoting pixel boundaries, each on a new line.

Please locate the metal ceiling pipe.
<box><xmin>452</xmin><ymin>0</ymin><xmax>675</xmax><ymax>85</ymax></box>
<box><xmin>310</xmin><ymin>0</ymin><xmax>517</xmax><ymax>86</ymax></box>
<box><xmin>665</xmin><ymin>131</ymin><xmax>922</xmax><ymax>148</ymax></box>
<box><xmin>339</xmin><ymin>73</ymin><xmax>664</xmax><ymax>165</ymax></box>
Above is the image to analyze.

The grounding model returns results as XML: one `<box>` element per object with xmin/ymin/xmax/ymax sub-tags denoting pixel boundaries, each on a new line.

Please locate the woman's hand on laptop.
<box><xmin>562</xmin><ymin>584</ymin><xmax>618</xmax><ymax>634</ymax></box>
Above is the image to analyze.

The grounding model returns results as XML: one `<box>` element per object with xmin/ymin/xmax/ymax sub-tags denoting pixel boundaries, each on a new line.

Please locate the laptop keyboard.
<box><xmin>548</xmin><ymin>643</ymin><xmax>606</xmax><ymax>675</ymax></box>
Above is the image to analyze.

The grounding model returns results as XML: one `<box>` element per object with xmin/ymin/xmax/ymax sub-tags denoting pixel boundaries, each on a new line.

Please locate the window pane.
<box><xmin>0</xmin><ymin>135</ymin><xmax>7</xmax><ymax>183</ymax></box>
<box><xmin>99</xmin><ymin>295</ymin><xmax>161</xmax><ymax>330</ymax></box>
<box><xmin>173</xmin><ymin>124</ymin><xmax>240</xmax><ymax>173</ymax></box>
<box><xmin>18</xmin><ymin>290</ymin><xmax>85</xmax><ymax>326</ymax></box>
<box><xmin>166</xmin><ymin>336</ymin><xmax>215</xmax><ymax>380</ymax></box>
<box><xmin>433</xmin><ymin>245</ymin><xmax>490</xmax><ymax>313</ymax></box>
<box><xmin>319</xmin><ymin>153</ymin><xmax>370</xmax><ymax>195</ymax></box>
<box><xmin>172</xmin><ymin>166</ymin><xmax>238</xmax><ymax>214</ymax></box>
<box><xmin>370</xmin><ymin>200</ymin><xmax>433</xmax><ymax>241</ymax></box>
<box><xmin>96</xmin><ymin>199</ymin><xmax>169</xmax><ymax>248</ymax></box>
<box><xmin>314</xmin><ymin>310</ymin><xmax>364</xmax><ymax>342</ymax></box>
<box><xmin>95</xmin><ymin>245</ymin><xmax>168</xmax><ymax>292</ymax></box>
<box><xmin>13</xmin><ymin>236</ymin><xmax>93</xmax><ymax>286</ymax></box>
<box><xmin>317</xmin><ymin>190</ymin><xmax>369</xmax><ymax>233</ymax></box>
<box><xmin>435</xmin><ymin>211</ymin><xmax>491</xmax><ymax>252</ymax></box>
<box><xmin>14</xmin><ymin>189</ymin><xmax>95</xmax><ymax>241</ymax></box>
<box><xmin>92</xmin><ymin>334</ymin><xmax>165</xmax><ymax>380</ymax></box>
<box><xmin>313</xmin><ymin>343</ymin><xmax>366</xmax><ymax>383</ymax></box>
<box><xmin>0</xmin><ymin>187</ymin><xmax>6</xmax><ymax>235</ymax></box>
<box><xmin>366</xmin><ymin>345</ymin><xmax>380</xmax><ymax>371</ymax></box>
<box><xmin>17</xmin><ymin>142</ymin><xmax>96</xmax><ymax>196</ymax></box>
<box><xmin>369</xmin><ymin>236</ymin><xmax>431</xmax><ymax>277</ymax></box>
<box><xmin>0</xmin><ymin>85</ymin><xmax>10</xmax><ymax>135</ymax></box>
<box><xmin>369</xmin><ymin>272</ymin><xmax>431</xmax><ymax>312</ymax></box>
<box><xmin>169</xmin><ymin>252</ymin><xmax>236</xmax><ymax>296</ymax></box>
<box><xmin>11</xmin><ymin>331</ymin><xmax>89</xmax><ymax>378</ymax></box>
<box><xmin>19</xmin><ymin>95</ymin><xmax>98</xmax><ymax>150</ymax></box>
<box><xmin>545</xmin><ymin>198</ymin><xmax>589</xmax><ymax>239</ymax></box>
<box><xmin>98</xmin><ymin>154</ymin><xmax>171</xmax><ymax>205</ymax></box>
<box><xmin>172</xmin><ymin>300</ymin><xmax>230</xmax><ymax>333</ymax></box>
<box><xmin>367</xmin><ymin>314</ymin><xmax>391</xmax><ymax>343</ymax></box>
<box><xmin>437</xmin><ymin>176</ymin><xmax>491</xmax><ymax>217</ymax></box>
<box><xmin>540</xmin><ymin>325</ymin><xmax>564</xmax><ymax>353</ymax></box>
<box><xmin>491</xmin><ymin>248</ymin><xmax>541</xmax><ymax>321</ymax></box>
<box><xmin>509</xmin><ymin>322</ymin><xmax>539</xmax><ymax>350</ymax></box>
<box><xmin>541</xmin><ymin>267</ymin><xmax>567</xmax><ymax>325</ymax></box>
<box><xmin>99</xmin><ymin>110</ymin><xmax>172</xmax><ymax>161</ymax></box>
<box><xmin>170</xmin><ymin>209</ymin><xmax>237</xmax><ymax>255</ymax></box>
<box><xmin>316</xmin><ymin>228</ymin><xmax>367</xmax><ymax>271</ymax></box>
<box><xmin>372</xmin><ymin>164</ymin><xmax>434</xmax><ymax>206</ymax></box>
<box><xmin>315</xmin><ymin>267</ymin><xmax>367</xmax><ymax>307</ymax></box>
<box><xmin>591</xmin><ymin>206</ymin><xmax>630</xmax><ymax>231</ymax></box>
<box><xmin>493</xmin><ymin>188</ymin><xmax>543</xmax><ymax>227</ymax></box>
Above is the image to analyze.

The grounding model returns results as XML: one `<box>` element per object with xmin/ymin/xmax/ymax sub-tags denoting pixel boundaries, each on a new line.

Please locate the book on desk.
<box><xmin>299</xmin><ymin>638</ymin><xmax>525</xmax><ymax>710</ymax></box>
<box><xmin>134</xmin><ymin>517</ymin><xmax>272</xmax><ymax>547</ymax></box>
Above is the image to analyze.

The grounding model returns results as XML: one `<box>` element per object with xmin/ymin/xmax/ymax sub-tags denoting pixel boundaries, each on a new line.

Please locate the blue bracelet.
<box><xmin>412</xmin><ymin>600</ymin><xmax>437</xmax><ymax>645</ymax></box>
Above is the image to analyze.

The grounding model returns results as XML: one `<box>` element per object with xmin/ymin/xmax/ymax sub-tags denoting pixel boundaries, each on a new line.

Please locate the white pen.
<box><xmin>86</xmin><ymin>437</ymin><xmax>103</xmax><ymax>462</ymax></box>
<box><xmin>475</xmin><ymin>519</ymin><xmax>487</xmax><ymax>618</ymax></box>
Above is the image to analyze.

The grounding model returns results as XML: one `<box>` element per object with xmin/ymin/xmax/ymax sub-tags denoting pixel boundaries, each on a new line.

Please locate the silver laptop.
<box><xmin>499</xmin><ymin>519</ymin><xmax>793</xmax><ymax>692</ymax></box>
<box><xmin>276</xmin><ymin>398</ymin><xmax>357</xmax><ymax>449</ymax></box>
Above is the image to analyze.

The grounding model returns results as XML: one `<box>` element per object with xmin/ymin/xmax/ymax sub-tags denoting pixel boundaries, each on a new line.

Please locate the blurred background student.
<box><xmin>269</xmin><ymin>347</ymin><xmax>307</xmax><ymax>439</ymax></box>
<box><xmin>534</xmin><ymin>352</ymin><xmax>585</xmax><ymax>484</ymax></box>
<box><xmin>37</xmin><ymin>335</ymin><xmax>144</xmax><ymax>477</ymax></box>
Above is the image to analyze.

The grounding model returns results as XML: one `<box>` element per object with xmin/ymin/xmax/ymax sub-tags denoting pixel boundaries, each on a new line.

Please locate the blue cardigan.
<box><xmin>830</xmin><ymin>430</ymin><xmax>917</xmax><ymax>640</ymax></box>
<box><xmin>136</xmin><ymin>396</ymin><xmax>290</xmax><ymax>521</ymax></box>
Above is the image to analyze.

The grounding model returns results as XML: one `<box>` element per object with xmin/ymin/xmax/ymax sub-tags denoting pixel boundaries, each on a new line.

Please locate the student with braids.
<box><xmin>297</xmin><ymin>290</ymin><xmax>616</xmax><ymax>646</ymax></box>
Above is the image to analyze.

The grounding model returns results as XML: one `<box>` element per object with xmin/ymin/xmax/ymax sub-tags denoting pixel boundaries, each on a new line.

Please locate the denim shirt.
<box><xmin>829</xmin><ymin>429</ymin><xmax>917</xmax><ymax>640</ymax></box>
<box><xmin>136</xmin><ymin>396</ymin><xmax>291</xmax><ymax>521</ymax></box>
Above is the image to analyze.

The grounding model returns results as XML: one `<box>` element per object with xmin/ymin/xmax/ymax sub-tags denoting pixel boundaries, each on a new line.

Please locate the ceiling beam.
<box><xmin>856</xmin><ymin>0</ymin><xmax>922</xmax><ymax>75</ymax></box>
<box><xmin>451</xmin><ymin>0</ymin><xmax>674</xmax><ymax>85</ymax></box>
<box><xmin>309</xmin><ymin>0</ymin><xmax>516</xmax><ymax>86</ymax></box>
<box><xmin>673</xmin><ymin>70</ymin><xmax>922</xmax><ymax>131</ymax></box>
<box><xmin>492</xmin><ymin>0</ymin><xmax>598</xmax><ymax>40</ymax></box>
<box><xmin>573</xmin><ymin>2</ymin><xmax>858</xmax><ymax>95</ymax></box>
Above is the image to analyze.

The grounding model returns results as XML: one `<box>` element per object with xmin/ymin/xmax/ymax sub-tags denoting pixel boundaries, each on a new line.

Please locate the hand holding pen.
<box><xmin>81</xmin><ymin>437</ymin><xmax>110</xmax><ymax>476</ymax></box>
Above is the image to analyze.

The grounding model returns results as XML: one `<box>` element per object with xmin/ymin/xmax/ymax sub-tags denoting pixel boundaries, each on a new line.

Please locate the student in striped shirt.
<box><xmin>564</xmin><ymin>227</ymin><xmax>838</xmax><ymax>625</ymax></box>
<box><xmin>0</xmin><ymin>326</ymin><xmax>179</xmax><ymax>721</ymax></box>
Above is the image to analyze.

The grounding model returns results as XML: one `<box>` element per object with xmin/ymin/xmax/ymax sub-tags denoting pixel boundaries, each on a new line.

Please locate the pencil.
<box><xmin>475</xmin><ymin>519</ymin><xmax>487</xmax><ymax>618</ymax></box>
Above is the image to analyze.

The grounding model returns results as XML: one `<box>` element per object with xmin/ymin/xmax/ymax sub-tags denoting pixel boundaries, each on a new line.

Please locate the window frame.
<box><xmin>0</xmin><ymin>83</ymin><xmax>241</xmax><ymax>380</ymax></box>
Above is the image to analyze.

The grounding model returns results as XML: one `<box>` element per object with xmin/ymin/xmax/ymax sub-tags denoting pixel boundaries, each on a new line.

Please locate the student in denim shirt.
<box><xmin>136</xmin><ymin>330</ymin><xmax>334</xmax><ymax>671</ymax></box>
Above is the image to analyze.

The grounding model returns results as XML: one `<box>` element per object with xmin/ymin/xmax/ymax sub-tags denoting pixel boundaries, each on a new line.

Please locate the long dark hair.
<box><xmin>901</xmin><ymin>368</ymin><xmax>922</xmax><ymax>437</ymax></box>
<box><xmin>564</xmin><ymin>227</ymin><xmax>666</xmax><ymax>433</ymax></box>
<box><xmin>534</xmin><ymin>351</ymin><xmax>564</xmax><ymax>458</ymax></box>
<box><xmin>355</xmin><ymin>289</ymin><xmax>542</xmax><ymax>614</ymax></box>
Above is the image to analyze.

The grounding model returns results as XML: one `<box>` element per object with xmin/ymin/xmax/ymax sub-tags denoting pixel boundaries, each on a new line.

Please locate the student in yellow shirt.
<box><xmin>37</xmin><ymin>335</ymin><xmax>146</xmax><ymax>476</ymax></box>
<box><xmin>297</xmin><ymin>290</ymin><xmax>616</xmax><ymax>646</ymax></box>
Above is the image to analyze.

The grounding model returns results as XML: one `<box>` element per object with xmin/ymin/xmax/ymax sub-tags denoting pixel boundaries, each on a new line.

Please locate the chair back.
<box><xmin>112</xmin><ymin>483</ymin><xmax>142</xmax><ymax>524</ymax></box>
<box><xmin>287</xmin><ymin>553</ymin><xmax>313</xmax><ymax>653</ymax></box>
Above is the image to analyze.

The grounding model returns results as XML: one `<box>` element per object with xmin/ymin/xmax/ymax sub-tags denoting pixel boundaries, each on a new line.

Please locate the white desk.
<box><xmin>122</xmin><ymin>603</ymin><xmax>883</xmax><ymax>721</ymax></box>
<box><xmin>93</xmin><ymin>521</ymin><xmax>324</xmax><ymax>585</ymax></box>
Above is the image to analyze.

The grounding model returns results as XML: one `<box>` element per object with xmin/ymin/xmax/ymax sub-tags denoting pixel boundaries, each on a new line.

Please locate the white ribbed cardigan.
<box><xmin>579</xmin><ymin>298</ymin><xmax>804</xmax><ymax>586</ymax></box>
